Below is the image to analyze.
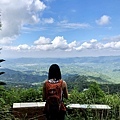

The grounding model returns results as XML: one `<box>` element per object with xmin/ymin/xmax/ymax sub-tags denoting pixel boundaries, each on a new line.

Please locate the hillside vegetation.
<box><xmin>0</xmin><ymin>81</ymin><xmax>120</xmax><ymax>120</ymax></box>
<box><xmin>0</xmin><ymin>68</ymin><xmax>120</xmax><ymax>94</ymax></box>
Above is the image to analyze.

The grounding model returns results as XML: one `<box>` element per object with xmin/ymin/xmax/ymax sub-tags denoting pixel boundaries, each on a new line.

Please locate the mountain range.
<box><xmin>0</xmin><ymin>56</ymin><xmax>120</xmax><ymax>84</ymax></box>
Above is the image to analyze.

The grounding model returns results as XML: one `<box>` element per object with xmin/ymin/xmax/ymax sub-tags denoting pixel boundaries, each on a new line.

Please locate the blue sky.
<box><xmin>0</xmin><ymin>0</ymin><xmax>120</xmax><ymax>58</ymax></box>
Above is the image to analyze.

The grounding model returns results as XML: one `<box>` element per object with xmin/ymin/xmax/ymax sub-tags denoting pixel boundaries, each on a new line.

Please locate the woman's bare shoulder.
<box><xmin>43</xmin><ymin>80</ymin><xmax>48</xmax><ymax>86</ymax></box>
<box><xmin>62</xmin><ymin>80</ymin><xmax>66</xmax><ymax>83</ymax></box>
<box><xmin>62</xmin><ymin>80</ymin><xmax>67</xmax><ymax>87</ymax></box>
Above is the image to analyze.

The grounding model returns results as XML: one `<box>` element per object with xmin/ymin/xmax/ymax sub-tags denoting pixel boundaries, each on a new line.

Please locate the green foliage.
<box><xmin>103</xmin><ymin>94</ymin><xmax>120</xmax><ymax>119</ymax></box>
<box><xmin>83</xmin><ymin>82</ymin><xmax>106</xmax><ymax>104</ymax></box>
<box><xmin>65</xmin><ymin>89</ymin><xmax>82</xmax><ymax>104</ymax></box>
<box><xmin>19</xmin><ymin>87</ymin><xmax>43</xmax><ymax>102</ymax></box>
<box><xmin>0</xmin><ymin>82</ymin><xmax>120</xmax><ymax>119</ymax></box>
<box><xmin>0</xmin><ymin>86</ymin><xmax>43</xmax><ymax>119</ymax></box>
<box><xmin>65</xmin><ymin>82</ymin><xmax>120</xmax><ymax>120</ymax></box>
<box><xmin>0</xmin><ymin>86</ymin><xmax>13</xmax><ymax>119</ymax></box>
<box><xmin>66</xmin><ymin>82</ymin><xmax>106</xmax><ymax>104</ymax></box>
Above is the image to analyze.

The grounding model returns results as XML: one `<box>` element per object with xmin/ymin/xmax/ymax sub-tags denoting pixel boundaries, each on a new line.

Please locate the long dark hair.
<box><xmin>48</xmin><ymin>64</ymin><xmax>61</xmax><ymax>80</ymax></box>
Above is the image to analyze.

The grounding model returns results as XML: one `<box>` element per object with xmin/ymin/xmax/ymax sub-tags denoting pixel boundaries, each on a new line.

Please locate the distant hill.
<box><xmin>63</xmin><ymin>74</ymin><xmax>119</xmax><ymax>94</ymax></box>
<box><xmin>0</xmin><ymin>68</ymin><xmax>47</xmax><ymax>84</ymax></box>
<box><xmin>0</xmin><ymin>68</ymin><xmax>119</xmax><ymax>94</ymax></box>
<box><xmin>0</xmin><ymin>68</ymin><xmax>111</xmax><ymax>84</ymax></box>
<box><xmin>3</xmin><ymin>56</ymin><xmax>120</xmax><ymax>64</ymax></box>
<box><xmin>1</xmin><ymin>56</ymin><xmax>120</xmax><ymax>83</ymax></box>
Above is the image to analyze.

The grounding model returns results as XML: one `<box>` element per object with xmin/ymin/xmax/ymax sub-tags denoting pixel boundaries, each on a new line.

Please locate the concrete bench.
<box><xmin>66</xmin><ymin>104</ymin><xmax>111</xmax><ymax>109</ymax></box>
<box><xmin>12</xmin><ymin>102</ymin><xmax>111</xmax><ymax>119</ymax></box>
<box><xmin>12</xmin><ymin>102</ymin><xmax>46</xmax><ymax>120</ymax></box>
<box><xmin>66</xmin><ymin>104</ymin><xmax>111</xmax><ymax>119</ymax></box>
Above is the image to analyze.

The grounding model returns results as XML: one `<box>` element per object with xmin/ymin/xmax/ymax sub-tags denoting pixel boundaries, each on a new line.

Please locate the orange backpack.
<box><xmin>44</xmin><ymin>79</ymin><xmax>63</xmax><ymax>115</ymax></box>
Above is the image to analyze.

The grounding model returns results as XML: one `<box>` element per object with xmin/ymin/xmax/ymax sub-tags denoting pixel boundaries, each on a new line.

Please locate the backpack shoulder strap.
<box><xmin>45</xmin><ymin>79</ymin><xmax>63</xmax><ymax>99</ymax></box>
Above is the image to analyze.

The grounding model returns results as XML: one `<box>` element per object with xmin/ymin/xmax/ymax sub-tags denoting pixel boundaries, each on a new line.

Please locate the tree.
<box><xmin>84</xmin><ymin>82</ymin><xmax>106</xmax><ymax>103</ymax></box>
<box><xmin>0</xmin><ymin>49</ymin><xmax>6</xmax><ymax>85</ymax></box>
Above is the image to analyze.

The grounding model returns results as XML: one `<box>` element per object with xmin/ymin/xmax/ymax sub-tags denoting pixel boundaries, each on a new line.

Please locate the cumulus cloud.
<box><xmin>96</xmin><ymin>15</ymin><xmax>111</xmax><ymax>25</ymax></box>
<box><xmin>67</xmin><ymin>41</ymin><xmax>77</xmax><ymax>51</ymax></box>
<box><xmin>34</xmin><ymin>36</ymin><xmax>51</xmax><ymax>45</ymax></box>
<box><xmin>75</xmin><ymin>36</ymin><xmax>120</xmax><ymax>51</ymax></box>
<box><xmin>104</xmin><ymin>41</ymin><xmax>120</xmax><ymax>49</ymax></box>
<box><xmin>2</xmin><ymin>35</ymin><xmax>120</xmax><ymax>55</ymax></box>
<box><xmin>33</xmin><ymin>44</ymin><xmax>53</xmax><ymax>51</ymax></box>
<box><xmin>76</xmin><ymin>42</ymin><xmax>92</xmax><ymax>51</ymax></box>
<box><xmin>17</xmin><ymin>44</ymin><xmax>30</xmax><ymax>50</ymax></box>
<box><xmin>3</xmin><ymin>36</ymin><xmax>77</xmax><ymax>51</ymax></box>
<box><xmin>51</xmin><ymin>36</ymin><xmax>68</xmax><ymax>49</ymax></box>
<box><xmin>33</xmin><ymin>36</ymin><xmax>70</xmax><ymax>51</ymax></box>
<box><xmin>90</xmin><ymin>39</ymin><xmax>97</xmax><ymax>43</ymax></box>
<box><xmin>0</xmin><ymin>0</ymin><xmax>46</xmax><ymax>44</ymax></box>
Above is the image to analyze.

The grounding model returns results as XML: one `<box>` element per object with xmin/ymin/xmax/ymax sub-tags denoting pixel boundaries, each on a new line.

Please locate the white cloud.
<box><xmin>32</xmin><ymin>0</ymin><xmax>46</xmax><ymax>11</ymax></box>
<box><xmin>41</xmin><ymin>18</ymin><xmax>54</xmax><ymax>24</ymax></box>
<box><xmin>76</xmin><ymin>42</ymin><xmax>92</xmax><ymax>51</ymax></box>
<box><xmin>58</xmin><ymin>20</ymin><xmax>90</xmax><ymax>29</ymax></box>
<box><xmin>68</xmin><ymin>41</ymin><xmax>77</xmax><ymax>51</ymax></box>
<box><xmin>94</xmin><ymin>43</ymin><xmax>104</xmax><ymax>49</ymax></box>
<box><xmin>96</xmin><ymin>15</ymin><xmax>111</xmax><ymax>25</ymax></box>
<box><xmin>17</xmin><ymin>44</ymin><xmax>30</xmax><ymax>50</ymax></box>
<box><xmin>34</xmin><ymin>36</ymin><xmax>51</xmax><ymax>45</ymax></box>
<box><xmin>51</xmin><ymin>36</ymin><xmax>68</xmax><ymax>50</ymax></box>
<box><xmin>115</xmin><ymin>41</ymin><xmax>120</xmax><ymax>48</ymax></box>
<box><xmin>3</xmin><ymin>44</ymin><xmax>30</xmax><ymax>51</ymax></box>
<box><xmin>0</xmin><ymin>36</ymin><xmax>16</xmax><ymax>45</ymax></box>
<box><xmin>90</xmin><ymin>39</ymin><xmax>97</xmax><ymax>43</ymax></box>
<box><xmin>75</xmin><ymin>36</ymin><xmax>120</xmax><ymax>51</ymax></box>
<box><xmin>32</xmin><ymin>36</ymin><xmax>68</xmax><ymax>51</ymax></box>
<box><xmin>30</xmin><ymin>36</ymin><xmax>73</xmax><ymax>51</ymax></box>
<box><xmin>1</xmin><ymin>35</ymin><xmax>120</xmax><ymax>57</ymax></box>
<box><xmin>103</xmin><ymin>35</ymin><xmax>120</xmax><ymax>42</ymax></box>
<box><xmin>104</xmin><ymin>41</ymin><xmax>120</xmax><ymax>49</ymax></box>
<box><xmin>81</xmin><ymin>42</ymin><xmax>92</xmax><ymax>48</ymax></box>
<box><xmin>0</xmin><ymin>0</ymin><xmax>46</xmax><ymax>44</ymax></box>
<box><xmin>32</xmin><ymin>15</ymin><xmax>40</xmax><ymax>23</ymax></box>
<box><xmin>33</xmin><ymin>44</ymin><xmax>53</xmax><ymax>51</ymax></box>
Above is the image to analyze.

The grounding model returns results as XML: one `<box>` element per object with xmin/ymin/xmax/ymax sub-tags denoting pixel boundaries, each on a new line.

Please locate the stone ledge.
<box><xmin>12</xmin><ymin>102</ymin><xmax>46</xmax><ymax>120</ymax></box>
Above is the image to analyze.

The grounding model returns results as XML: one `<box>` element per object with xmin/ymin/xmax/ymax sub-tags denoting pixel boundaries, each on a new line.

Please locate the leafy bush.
<box><xmin>0</xmin><ymin>82</ymin><xmax>120</xmax><ymax>119</ymax></box>
<box><xmin>19</xmin><ymin>88</ymin><xmax>42</xmax><ymax>102</ymax></box>
<box><xmin>65</xmin><ymin>82</ymin><xmax>120</xmax><ymax>120</ymax></box>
